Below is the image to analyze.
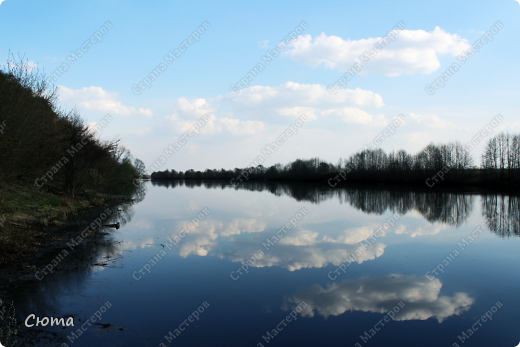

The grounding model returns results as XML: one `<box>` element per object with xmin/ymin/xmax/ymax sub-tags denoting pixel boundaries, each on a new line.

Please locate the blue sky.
<box><xmin>1</xmin><ymin>0</ymin><xmax>519</xmax><ymax>172</ymax></box>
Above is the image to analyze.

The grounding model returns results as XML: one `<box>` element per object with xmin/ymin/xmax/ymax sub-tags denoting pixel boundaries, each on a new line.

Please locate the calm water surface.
<box><xmin>8</xmin><ymin>181</ymin><xmax>520</xmax><ymax>346</ymax></box>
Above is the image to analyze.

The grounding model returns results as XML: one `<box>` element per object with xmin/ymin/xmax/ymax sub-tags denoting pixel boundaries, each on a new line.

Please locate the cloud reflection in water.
<box><xmin>284</xmin><ymin>275</ymin><xmax>474</xmax><ymax>322</ymax></box>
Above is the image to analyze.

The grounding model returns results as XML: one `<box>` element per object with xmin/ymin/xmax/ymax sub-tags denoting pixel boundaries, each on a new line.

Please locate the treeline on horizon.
<box><xmin>0</xmin><ymin>57</ymin><xmax>145</xmax><ymax>196</ymax></box>
<box><xmin>151</xmin><ymin>134</ymin><xmax>520</xmax><ymax>186</ymax></box>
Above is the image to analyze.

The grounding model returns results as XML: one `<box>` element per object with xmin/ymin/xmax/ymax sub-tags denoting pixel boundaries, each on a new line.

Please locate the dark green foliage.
<box><xmin>0</xmin><ymin>57</ymin><xmax>145</xmax><ymax>195</ymax></box>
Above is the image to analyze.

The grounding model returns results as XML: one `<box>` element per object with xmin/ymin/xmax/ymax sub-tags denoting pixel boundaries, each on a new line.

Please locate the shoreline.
<box><xmin>0</xmin><ymin>183</ymin><xmax>138</xmax><ymax>346</ymax></box>
<box><xmin>0</xmin><ymin>184</ymin><xmax>136</xmax><ymax>294</ymax></box>
<box><xmin>149</xmin><ymin>177</ymin><xmax>520</xmax><ymax>193</ymax></box>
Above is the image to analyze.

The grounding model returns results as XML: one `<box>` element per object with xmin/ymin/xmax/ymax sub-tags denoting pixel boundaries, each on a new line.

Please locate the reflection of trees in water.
<box><xmin>152</xmin><ymin>180</ymin><xmax>474</xmax><ymax>227</ymax></box>
<box><xmin>132</xmin><ymin>180</ymin><xmax>147</xmax><ymax>203</ymax></box>
<box><xmin>152</xmin><ymin>180</ymin><xmax>188</xmax><ymax>189</ymax></box>
<box><xmin>104</xmin><ymin>181</ymin><xmax>147</xmax><ymax>227</ymax></box>
<box><xmin>259</xmin><ymin>183</ymin><xmax>336</xmax><ymax>204</ymax></box>
<box><xmin>413</xmin><ymin>192</ymin><xmax>474</xmax><ymax>227</ymax></box>
<box><xmin>152</xmin><ymin>180</ymin><xmax>520</xmax><ymax>235</ymax></box>
<box><xmin>340</xmin><ymin>189</ymin><xmax>393</xmax><ymax>215</ymax></box>
<box><xmin>107</xmin><ymin>202</ymin><xmax>135</xmax><ymax>228</ymax></box>
<box><xmin>482</xmin><ymin>194</ymin><xmax>520</xmax><ymax>237</ymax></box>
<box><xmin>339</xmin><ymin>189</ymin><xmax>473</xmax><ymax>227</ymax></box>
<box><xmin>8</xmin><ymin>183</ymin><xmax>147</xmax><ymax>323</ymax></box>
<box><xmin>151</xmin><ymin>180</ymin><xmax>338</xmax><ymax>203</ymax></box>
<box><xmin>12</xmin><ymin>235</ymin><xmax>125</xmax><ymax>323</ymax></box>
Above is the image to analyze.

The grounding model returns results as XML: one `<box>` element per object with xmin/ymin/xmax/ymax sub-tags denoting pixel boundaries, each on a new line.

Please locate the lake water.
<box><xmin>7</xmin><ymin>181</ymin><xmax>520</xmax><ymax>347</ymax></box>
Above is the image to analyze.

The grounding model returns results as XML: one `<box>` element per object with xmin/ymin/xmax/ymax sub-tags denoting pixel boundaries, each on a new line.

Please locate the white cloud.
<box><xmin>221</xmin><ymin>242</ymin><xmax>387</xmax><ymax>271</ymax></box>
<box><xmin>170</xmin><ymin>97</ymin><xmax>215</xmax><ymax>119</ymax></box>
<box><xmin>164</xmin><ymin>215</ymin><xmax>388</xmax><ymax>270</ymax></box>
<box><xmin>322</xmin><ymin>107</ymin><xmax>386</xmax><ymax>126</ymax></box>
<box><xmin>184</xmin><ymin>218</ymin><xmax>265</xmax><ymax>239</ymax></box>
<box><xmin>174</xmin><ymin>113</ymin><xmax>222</xmax><ymax>135</ymax></box>
<box><xmin>59</xmin><ymin>86</ymin><xmax>153</xmax><ymax>117</ymax></box>
<box><xmin>225</xmin><ymin>82</ymin><xmax>384</xmax><ymax>109</ymax></box>
<box><xmin>322</xmin><ymin>226</ymin><xmax>387</xmax><ymax>245</ymax></box>
<box><xmin>222</xmin><ymin>82</ymin><xmax>386</xmax><ymax>126</ymax></box>
<box><xmin>174</xmin><ymin>220</ymin><xmax>222</xmax><ymax>257</ymax></box>
<box><xmin>220</xmin><ymin>218</ymin><xmax>267</xmax><ymax>237</ymax></box>
<box><xmin>409</xmin><ymin>113</ymin><xmax>460</xmax><ymax>130</ymax></box>
<box><xmin>284</xmin><ymin>28</ymin><xmax>471</xmax><ymax>76</ymax></box>
<box><xmin>395</xmin><ymin>224</ymin><xmax>446</xmax><ymax>237</ymax></box>
<box><xmin>173</xmin><ymin>218</ymin><xmax>267</xmax><ymax>257</ymax></box>
<box><xmin>219</xmin><ymin>117</ymin><xmax>265</xmax><ymax>136</ymax></box>
<box><xmin>275</xmin><ymin>106</ymin><xmax>319</xmax><ymax>120</ymax></box>
<box><xmin>284</xmin><ymin>275</ymin><xmax>474</xmax><ymax>322</ymax></box>
<box><xmin>166</xmin><ymin>84</ymin><xmax>387</xmax><ymax>135</ymax></box>
<box><xmin>278</xmin><ymin>229</ymin><xmax>320</xmax><ymax>246</ymax></box>
<box><xmin>168</xmin><ymin>98</ymin><xmax>265</xmax><ymax>136</ymax></box>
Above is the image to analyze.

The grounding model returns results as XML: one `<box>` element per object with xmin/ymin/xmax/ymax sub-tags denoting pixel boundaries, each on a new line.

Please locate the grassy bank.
<box><xmin>0</xmin><ymin>181</ymin><xmax>112</xmax><ymax>266</ymax></box>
